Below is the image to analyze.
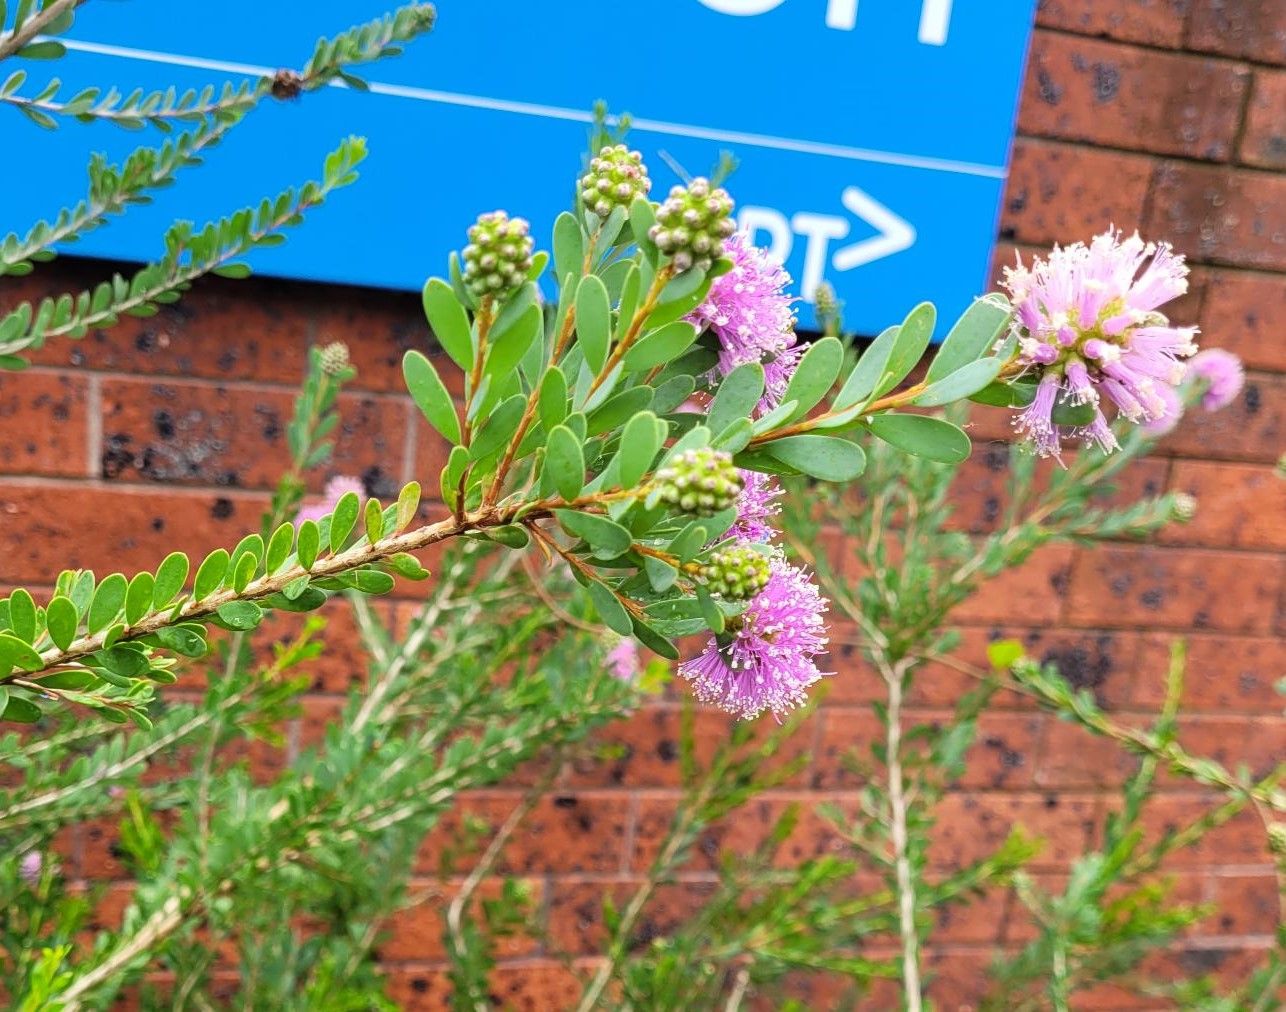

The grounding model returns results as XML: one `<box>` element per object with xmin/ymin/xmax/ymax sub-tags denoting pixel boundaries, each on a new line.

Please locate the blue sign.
<box><xmin>2</xmin><ymin>1</ymin><xmax>1038</xmax><ymax>334</ymax></box>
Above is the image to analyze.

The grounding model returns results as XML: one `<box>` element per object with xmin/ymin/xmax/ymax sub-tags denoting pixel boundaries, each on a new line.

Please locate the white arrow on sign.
<box><xmin>739</xmin><ymin>185</ymin><xmax>917</xmax><ymax>301</ymax></box>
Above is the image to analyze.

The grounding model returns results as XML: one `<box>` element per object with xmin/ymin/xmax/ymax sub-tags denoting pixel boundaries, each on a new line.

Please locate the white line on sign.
<box><xmin>56</xmin><ymin>37</ymin><xmax>1006</xmax><ymax>180</ymax></box>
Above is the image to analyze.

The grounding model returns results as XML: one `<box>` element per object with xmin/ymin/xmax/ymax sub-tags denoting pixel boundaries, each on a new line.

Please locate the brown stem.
<box><xmin>0</xmin><ymin>0</ymin><xmax>86</xmax><ymax>61</ymax></box>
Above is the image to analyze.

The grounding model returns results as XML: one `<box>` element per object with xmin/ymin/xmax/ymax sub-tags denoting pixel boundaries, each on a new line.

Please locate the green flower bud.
<box><xmin>696</xmin><ymin>545</ymin><xmax>770</xmax><ymax>602</ymax></box>
<box><xmin>318</xmin><ymin>341</ymin><xmax>350</xmax><ymax>376</ymax></box>
<box><xmin>648</xmin><ymin>177</ymin><xmax>735</xmax><ymax>273</ymax></box>
<box><xmin>579</xmin><ymin>145</ymin><xmax>652</xmax><ymax>219</ymax></box>
<box><xmin>462</xmin><ymin>210</ymin><xmax>534</xmax><ymax>300</ymax></box>
<box><xmin>655</xmin><ymin>448</ymin><xmax>743</xmax><ymax>517</ymax></box>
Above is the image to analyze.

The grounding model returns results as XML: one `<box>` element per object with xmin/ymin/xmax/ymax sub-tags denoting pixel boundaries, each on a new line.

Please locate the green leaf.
<box><xmin>879</xmin><ymin>302</ymin><xmax>936</xmax><ymax>396</ymax></box>
<box><xmin>588</xmin><ymin>581</ymin><xmax>633</xmax><ymax>635</ymax></box>
<box><xmin>153</xmin><ymin>552</ymin><xmax>189</xmax><ymax>608</ymax></box>
<box><xmin>707</xmin><ymin>362</ymin><xmax>765</xmax><ymax>436</ymax></box>
<box><xmin>329</xmin><ymin>492</ymin><xmax>360</xmax><ymax>552</ymax></box>
<box><xmin>125</xmin><ymin>572</ymin><xmax>154</xmax><ymax>625</ymax></box>
<box><xmin>297</xmin><ymin>520</ymin><xmax>320</xmax><ymax>570</ymax></box>
<box><xmin>154</xmin><ymin>624</ymin><xmax>208</xmax><ymax>658</ymax></box>
<box><xmin>616</xmin><ymin>411</ymin><xmax>663</xmax><ymax>489</ymax></box>
<box><xmin>386</xmin><ymin>553</ymin><xmax>430</xmax><ymax>579</ymax></box>
<box><xmin>2</xmin><ymin>693</ymin><xmax>42</xmax><ymax>723</ymax></box>
<box><xmin>586</xmin><ymin>386</ymin><xmax>653</xmax><ymax>436</ymax></box>
<box><xmin>779</xmin><ymin>336</ymin><xmax>843</xmax><ymax>421</ymax></box>
<box><xmin>712</xmin><ymin>417</ymin><xmax>753</xmax><ymax>453</ymax></box>
<box><xmin>867</xmin><ymin>413</ymin><xmax>971</xmax><ymax>463</ymax></box>
<box><xmin>265</xmin><ymin>522</ymin><xmax>295</xmax><ymax>574</ymax></box>
<box><xmin>7</xmin><ymin>589</ymin><xmax>35</xmax><ymax>643</ymax></box>
<box><xmin>575</xmin><ymin>275</ymin><xmax>611</xmax><ymax>374</ymax></box>
<box><xmin>834</xmin><ymin>325</ymin><xmax>898</xmax><ymax>409</ymax></box>
<box><xmin>545</xmin><ymin>425</ymin><xmax>586</xmax><ymax>501</ymax></box>
<box><xmin>422</xmin><ymin>278</ymin><xmax>473</xmax><ymax>370</ymax></box>
<box><xmin>668</xmin><ymin>520</ymin><xmax>709</xmax><ymax>562</ymax></box>
<box><xmin>555</xmin><ymin>510</ymin><xmax>633</xmax><ymax>559</ymax></box>
<box><xmin>17</xmin><ymin>40</ymin><xmax>65</xmax><ymax>59</ymax></box>
<box><xmin>553</xmin><ymin>211</ymin><xmax>585</xmax><ymax>282</ymax></box>
<box><xmin>482</xmin><ymin>524</ymin><xmax>530</xmax><ymax>549</ymax></box>
<box><xmin>403</xmin><ymin>349</ymin><xmax>461</xmax><ymax>443</ymax></box>
<box><xmin>911</xmin><ymin>357</ymin><xmax>1004</xmax><ymax>408</ymax></box>
<box><xmin>1051</xmin><ymin>399</ymin><xmax>1097</xmax><ymax>426</ymax></box>
<box><xmin>621</xmin><ymin>321</ymin><xmax>698</xmax><ymax>372</ymax></box>
<box><xmin>538</xmin><ymin>366</ymin><xmax>569</xmax><ymax>432</ymax></box>
<box><xmin>697</xmin><ymin>586</ymin><xmax>725</xmax><ymax>634</ymax></box>
<box><xmin>765</xmin><ymin>435</ymin><xmax>866</xmax><ymax>481</ymax></box>
<box><xmin>395</xmin><ymin>482</ymin><xmax>421</xmax><ymax>532</ymax></box>
<box><xmin>470</xmin><ymin>393</ymin><xmax>526</xmax><ymax>460</ymax></box>
<box><xmin>0</xmin><ymin>632</ymin><xmax>43</xmax><ymax>672</ymax></box>
<box><xmin>643</xmin><ymin>555</ymin><xmax>678</xmax><ymax>593</ymax></box>
<box><xmin>485</xmin><ymin>304</ymin><xmax>542</xmax><ymax>386</ymax></box>
<box><xmin>193</xmin><ymin>550</ymin><xmax>229</xmax><ymax>602</ymax></box>
<box><xmin>987</xmin><ymin>639</ymin><xmax>1025</xmax><ymax>670</ymax></box>
<box><xmin>349</xmin><ymin>569</ymin><xmax>396</xmax><ymax>595</ymax></box>
<box><xmin>93</xmin><ymin>645</ymin><xmax>149</xmax><ymax>678</ymax></box>
<box><xmin>88</xmin><ymin>573</ymin><xmax>128</xmax><ymax>634</ymax></box>
<box><xmin>45</xmin><ymin>596</ymin><xmax>77</xmax><ymax>651</ymax></box>
<box><xmin>926</xmin><ymin>296</ymin><xmax>1011</xmax><ymax>382</ymax></box>
<box><xmin>972</xmin><ymin>380</ymin><xmax>1036</xmax><ymax>408</ymax></box>
<box><xmin>216</xmin><ymin>601</ymin><xmax>264</xmax><ymax>631</ymax></box>
<box><xmin>265</xmin><ymin>587</ymin><xmax>328</xmax><ymax>613</ymax></box>
<box><xmin>630</xmin><ymin>615</ymin><xmax>678</xmax><ymax>660</ymax></box>
<box><xmin>364</xmin><ymin>497</ymin><xmax>385</xmax><ymax>545</ymax></box>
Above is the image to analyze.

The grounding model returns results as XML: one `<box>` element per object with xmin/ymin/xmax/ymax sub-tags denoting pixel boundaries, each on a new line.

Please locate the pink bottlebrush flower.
<box><xmin>679</xmin><ymin>556</ymin><xmax>828</xmax><ymax>720</ymax></box>
<box><xmin>687</xmin><ymin>232</ymin><xmax>799</xmax><ymax>410</ymax></box>
<box><xmin>1189</xmin><ymin>348</ymin><xmax>1245</xmax><ymax>411</ymax></box>
<box><xmin>604</xmin><ymin>637</ymin><xmax>640</xmax><ymax>683</ymax></box>
<box><xmin>1141</xmin><ymin>383</ymin><xmax>1185</xmax><ymax>437</ymax></box>
<box><xmin>296</xmin><ymin>475</ymin><xmax>365</xmax><ymax>526</ymax></box>
<box><xmin>1002</xmin><ymin>230</ymin><xmax>1199</xmax><ymax>457</ymax></box>
<box><xmin>729</xmin><ymin>470</ymin><xmax>782</xmax><ymax>543</ymax></box>
<box><xmin>19</xmin><ymin>851</ymin><xmax>41</xmax><ymax>886</ymax></box>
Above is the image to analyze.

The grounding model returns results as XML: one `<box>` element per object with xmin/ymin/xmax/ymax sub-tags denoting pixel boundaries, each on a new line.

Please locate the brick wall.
<box><xmin>1</xmin><ymin>2</ymin><xmax>1282</xmax><ymax>1006</ymax></box>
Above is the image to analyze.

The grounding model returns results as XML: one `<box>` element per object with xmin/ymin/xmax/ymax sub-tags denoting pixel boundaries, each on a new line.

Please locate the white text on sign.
<box><xmin>738</xmin><ymin>187</ymin><xmax>917</xmax><ymax>302</ymax></box>
<box><xmin>696</xmin><ymin>0</ymin><xmax>955</xmax><ymax>45</ymax></box>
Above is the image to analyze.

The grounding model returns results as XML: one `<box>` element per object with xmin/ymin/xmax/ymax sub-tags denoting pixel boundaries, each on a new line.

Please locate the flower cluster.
<box><xmin>1002</xmin><ymin>230</ymin><xmax>1199</xmax><ymax>456</ymax></box>
<box><xmin>687</xmin><ymin>232</ymin><xmax>800</xmax><ymax>410</ymax></box>
<box><xmin>679</xmin><ymin>558</ymin><xmax>828</xmax><ymax>721</ymax></box>
<box><xmin>296</xmin><ymin>475</ymin><xmax>365</xmax><ymax>525</ymax></box>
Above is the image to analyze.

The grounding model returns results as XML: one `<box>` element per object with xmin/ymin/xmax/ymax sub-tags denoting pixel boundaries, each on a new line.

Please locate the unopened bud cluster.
<box><xmin>655</xmin><ymin>448</ymin><xmax>743</xmax><ymax>516</ymax></box>
<box><xmin>696</xmin><ymin>545</ymin><xmax>771</xmax><ymax>602</ymax></box>
<box><xmin>649</xmin><ymin>178</ymin><xmax>735</xmax><ymax>272</ymax></box>
<box><xmin>1171</xmin><ymin>493</ymin><xmax>1197</xmax><ymax>523</ymax></box>
<box><xmin>580</xmin><ymin>145</ymin><xmax>651</xmax><ymax>219</ymax></box>
<box><xmin>318</xmin><ymin>341</ymin><xmax>350</xmax><ymax>376</ymax></box>
<box><xmin>462</xmin><ymin>211</ymin><xmax>533</xmax><ymax>299</ymax></box>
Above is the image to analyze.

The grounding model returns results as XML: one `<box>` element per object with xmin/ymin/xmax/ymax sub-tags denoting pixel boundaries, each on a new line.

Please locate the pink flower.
<box><xmin>1141</xmin><ymin>382</ymin><xmax>1185</xmax><ymax>437</ymax></box>
<box><xmin>729</xmin><ymin>470</ymin><xmax>782</xmax><ymax>543</ymax></box>
<box><xmin>679</xmin><ymin>556</ymin><xmax>828</xmax><ymax>720</ymax></box>
<box><xmin>296</xmin><ymin>475</ymin><xmax>366</xmax><ymax>525</ymax></box>
<box><xmin>1189</xmin><ymin>348</ymin><xmax>1245</xmax><ymax>411</ymax></box>
<box><xmin>604</xmin><ymin>637</ymin><xmax>640</xmax><ymax>683</ymax></box>
<box><xmin>687</xmin><ymin>232</ymin><xmax>799</xmax><ymax>410</ymax></box>
<box><xmin>1002</xmin><ymin>230</ymin><xmax>1198</xmax><ymax>457</ymax></box>
<box><xmin>19</xmin><ymin>851</ymin><xmax>41</xmax><ymax>886</ymax></box>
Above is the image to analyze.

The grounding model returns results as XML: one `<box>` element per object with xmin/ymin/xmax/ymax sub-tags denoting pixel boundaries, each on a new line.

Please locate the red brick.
<box><xmin>1198</xmin><ymin>269</ymin><xmax>1286</xmax><ymax>372</ymax></box>
<box><xmin>960</xmin><ymin>711</ymin><xmax>1044</xmax><ymax>789</ymax></box>
<box><xmin>629</xmin><ymin>794</ymin><xmax>845</xmax><ymax>874</ymax></box>
<box><xmin>929</xmin><ymin>792</ymin><xmax>1100</xmax><ymax>868</ymax></box>
<box><xmin>0</xmin><ymin>370</ymin><xmax>88</xmax><ymax>477</ymax></box>
<box><xmin>1145</xmin><ymin>162</ymin><xmax>1286</xmax><ymax>271</ymax></box>
<box><xmin>1164</xmin><ymin>461</ymin><xmax>1286</xmax><ymax>550</ymax></box>
<box><xmin>1019</xmin><ymin>34</ymin><xmax>1250</xmax><ymax>160</ymax></box>
<box><xmin>1159</xmin><ymin>372</ymin><xmax>1284</xmax><ymax>464</ymax></box>
<box><xmin>563</xmin><ymin>704</ymin><xmax>815</xmax><ymax>789</ymax></box>
<box><xmin>1132</xmin><ymin>793</ymin><xmax>1271</xmax><ymax>867</ymax></box>
<box><xmin>99</xmin><ymin>378</ymin><xmax>410</xmax><ymax>494</ymax></box>
<box><xmin>1000</xmin><ymin>141</ymin><xmax>1154</xmax><ymax>247</ymax></box>
<box><xmin>952</xmin><ymin>544</ymin><xmax>1075</xmax><ymax>625</ymax></box>
<box><xmin>417</xmin><ymin>792</ymin><xmax>630</xmax><ymax>876</ymax></box>
<box><xmin>1207</xmin><ymin>873</ymin><xmax>1283</xmax><ymax>936</ymax></box>
<box><xmin>809</xmin><ymin>707</ymin><xmax>886</xmax><ymax>789</ymax></box>
<box><xmin>1164</xmin><ymin>715</ymin><xmax>1285</xmax><ymax>784</ymax></box>
<box><xmin>0</xmin><ymin>482</ymin><xmax>266</xmax><ymax>585</ymax></box>
<box><xmin>1035</xmin><ymin>1</ymin><xmax>1190</xmax><ymax>47</ymax></box>
<box><xmin>1033</xmin><ymin>716</ymin><xmax>1145</xmax><ymax>789</ymax></box>
<box><xmin>385</xmin><ymin>963</ymin><xmax>586</xmax><ymax>1011</ymax></box>
<box><xmin>379</xmin><ymin>877</ymin><xmax>544</xmax><ymax>961</ymax></box>
<box><xmin>545</xmin><ymin>877</ymin><xmax>715</xmax><ymax>954</ymax></box>
<box><xmin>1185</xmin><ymin>0</ymin><xmax>1286</xmax><ymax>65</ymax></box>
<box><xmin>1240</xmin><ymin>70</ymin><xmax>1286</xmax><ymax>170</ymax></box>
<box><xmin>1065</xmin><ymin>544</ymin><xmax>1280</xmax><ymax>633</ymax></box>
<box><xmin>1132</xmin><ymin>632</ymin><xmax>1286</xmax><ymax>712</ymax></box>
